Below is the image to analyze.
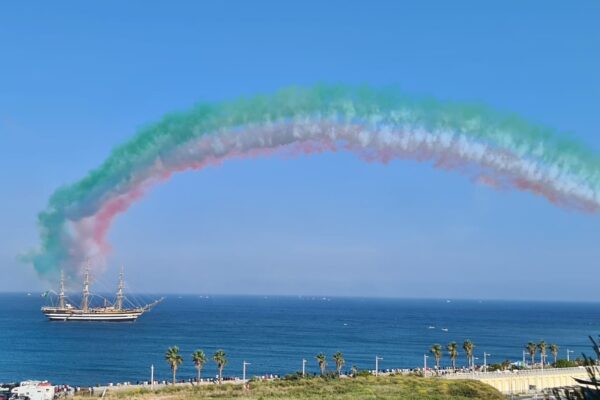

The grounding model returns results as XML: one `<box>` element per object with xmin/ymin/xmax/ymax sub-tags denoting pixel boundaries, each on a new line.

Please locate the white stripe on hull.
<box><xmin>43</xmin><ymin>311</ymin><xmax>143</xmax><ymax>321</ymax></box>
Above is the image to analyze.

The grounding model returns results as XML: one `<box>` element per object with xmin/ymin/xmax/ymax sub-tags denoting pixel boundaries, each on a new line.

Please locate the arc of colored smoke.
<box><xmin>27</xmin><ymin>85</ymin><xmax>600</xmax><ymax>281</ymax></box>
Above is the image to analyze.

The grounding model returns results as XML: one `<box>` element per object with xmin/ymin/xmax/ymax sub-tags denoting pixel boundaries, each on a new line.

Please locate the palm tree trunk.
<box><xmin>197</xmin><ymin>367</ymin><xmax>200</xmax><ymax>384</ymax></box>
<box><xmin>172</xmin><ymin>367</ymin><xmax>177</xmax><ymax>385</ymax></box>
<box><xmin>219</xmin><ymin>366</ymin><xmax>223</xmax><ymax>384</ymax></box>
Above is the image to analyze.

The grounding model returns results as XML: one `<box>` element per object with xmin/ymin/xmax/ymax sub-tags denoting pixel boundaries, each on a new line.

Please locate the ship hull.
<box><xmin>42</xmin><ymin>308</ymin><xmax>144</xmax><ymax>321</ymax></box>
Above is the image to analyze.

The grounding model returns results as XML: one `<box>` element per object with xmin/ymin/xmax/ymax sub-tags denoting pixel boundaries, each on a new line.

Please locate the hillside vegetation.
<box><xmin>81</xmin><ymin>375</ymin><xmax>504</xmax><ymax>400</ymax></box>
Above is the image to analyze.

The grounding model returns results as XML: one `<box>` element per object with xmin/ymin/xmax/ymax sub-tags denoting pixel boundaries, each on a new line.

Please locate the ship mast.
<box><xmin>115</xmin><ymin>266</ymin><xmax>124</xmax><ymax>310</ymax></box>
<box><xmin>82</xmin><ymin>266</ymin><xmax>90</xmax><ymax>312</ymax></box>
<box><xmin>58</xmin><ymin>270</ymin><xmax>65</xmax><ymax>309</ymax></box>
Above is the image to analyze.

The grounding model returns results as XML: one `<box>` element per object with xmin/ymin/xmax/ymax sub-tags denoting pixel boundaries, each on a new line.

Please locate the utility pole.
<box><xmin>375</xmin><ymin>356</ymin><xmax>383</xmax><ymax>377</ymax></box>
<box><xmin>302</xmin><ymin>359</ymin><xmax>307</xmax><ymax>377</ymax></box>
<box><xmin>150</xmin><ymin>364</ymin><xmax>154</xmax><ymax>390</ymax></box>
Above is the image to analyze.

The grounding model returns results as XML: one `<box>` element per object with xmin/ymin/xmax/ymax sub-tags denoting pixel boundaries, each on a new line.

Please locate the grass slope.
<box><xmin>85</xmin><ymin>375</ymin><xmax>504</xmax><ymax>400</ymax></box>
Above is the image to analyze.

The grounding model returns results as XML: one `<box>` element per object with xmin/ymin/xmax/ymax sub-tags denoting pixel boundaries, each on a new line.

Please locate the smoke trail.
<box><xmin>27</xmin><ymin>85</ymin><xmax>600</xmax><ymax>281</ymax></box>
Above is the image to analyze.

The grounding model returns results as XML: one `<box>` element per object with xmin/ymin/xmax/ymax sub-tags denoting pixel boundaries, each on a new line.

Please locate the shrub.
<box><xmin>283</xmin><ymin>372</ymin><xmax>309</xmax><ymax>381</ymax></box>
<box><xmin>555</xmin><ymin>359</ymin><xmax>578</xmax><ymax>368</ymax></box>
<box><xmin>487</xmin><ymin>363</ymin><xmax>504</xmax><ymax>372</ymax></box>
<box><xmin>319</xmin><ymin>371</ymin><xmax>338</xmax><ymax>381</ymax></box>
<box><xmin>488</xmin><ymin>360</ymin><xmax>516</xmax><ymax>372</ymax></box>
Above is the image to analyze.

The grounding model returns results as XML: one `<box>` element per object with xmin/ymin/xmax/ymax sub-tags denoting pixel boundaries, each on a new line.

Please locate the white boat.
<box><xmin>41</xmin><ymin>267</ymin><xmax>162</xmax><ymax>322</ymax></box>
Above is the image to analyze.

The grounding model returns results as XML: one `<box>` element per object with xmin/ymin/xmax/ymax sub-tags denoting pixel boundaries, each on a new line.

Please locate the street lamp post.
<box><xmin>567</xmin><ymin>349</ymin><xmax>574</xmax><ymax>362</ymax></box>
<box><xmin>522</xmin><ymin>350</ymin><xmax>527</xmax><ymax>367</ymax></box>
<box><xmin>483</xmin><ymin>353</ymin><xmax>491</xmax><ymax>373</ymax></box>
<box><xmin>424</xmin><ymin>354</ymin><xmax>429</xmax><ymax>376</ymax></box>
<box><xmin>375</xmin><ymin>356</ymin><xmax>383</xmax><ymax>377</ymax></box>
<box><xmin>150</xmin><ymin>364</ymin><xmax>154</xmax><ymax>390</ymax></box>
<box><xmin>243</xmin><ymin>361</ymin><xmax>251</xmax><ymax>385</ymax></box>
<box><xmin>302</xmin><ymin>359</ymin><xmax>307</xmax><ymax>377</ymax></box>
<box><xmin>540</xmin><ymin>355</ymin><xmax>545</xmax><ymax>392</ymax></box>
<box><xmin>471</xmin><ymin>356</ymin><xmax>479</xmax><ymax>378</ymax></box>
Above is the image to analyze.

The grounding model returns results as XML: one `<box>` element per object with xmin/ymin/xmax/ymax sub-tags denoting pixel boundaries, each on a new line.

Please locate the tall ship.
<box><xmin>41</xmin><ymin>268</ymin><xmax>162</xmax><ymax>322</ymax></box>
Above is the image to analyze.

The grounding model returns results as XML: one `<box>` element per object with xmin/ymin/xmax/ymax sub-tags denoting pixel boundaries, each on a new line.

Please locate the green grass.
<box><xmin>82</xmin><ymin>375</ymin><xmax>504</xmax><ymax>400</ymax></box>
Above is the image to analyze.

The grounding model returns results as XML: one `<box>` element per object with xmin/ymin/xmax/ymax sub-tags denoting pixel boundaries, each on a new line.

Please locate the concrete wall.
<box><xmin>443</xmin><ymin>367</ymin><xmax>592</xmax><ymax>394</ymax></box>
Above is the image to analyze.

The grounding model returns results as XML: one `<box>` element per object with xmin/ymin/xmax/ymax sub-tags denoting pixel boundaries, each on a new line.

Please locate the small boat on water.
<box><xmin>41</xmin><ymin>267</ymin><xmax>162</xmax><ymax>322</ymax></box>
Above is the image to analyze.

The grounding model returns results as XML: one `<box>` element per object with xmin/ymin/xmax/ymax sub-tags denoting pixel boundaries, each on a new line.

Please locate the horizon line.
<box><xmin>4</xmin><ymin>290</ymin><xmax>600</xmax><ymax>305</ymax></box>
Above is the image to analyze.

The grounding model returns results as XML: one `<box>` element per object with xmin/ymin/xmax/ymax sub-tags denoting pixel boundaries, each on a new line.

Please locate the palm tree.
<box><xmin>165</xmin><ymin>346</ymin><xmax>183</xmax><ymax>385</ymax></box>
<box><xmin>332</xmin><ymin>352</ymin><xmax>345</xmax><ymax>376</ymax></box>
<box><xmin>447</xmin><ymin>342</ymin><xmax>459</xmax><ymax>371</ymax></box>
<box><xmin>550</xmin><ymin>344</ymin><xmax>560</xmax><ymax>366</ymax></box>
<box><xmin>212</xmin><ymin>350</ymin><xmax>228</xmax><ymax>384</ymax></box>
<box><xmin>538</xmin><ymin>341</ymin><xmax>547</xmax><ymax>368</ymax></box>
<box><xmin>315</xmin><ymin>353</ymin><xmax>327</xmax><ymax>375</ymax></box>
<box><xmin>463</xmin><ymin>340</ymin><xmax>475</xmax><ymax>370</ymax></box>
<box><xmin>430</xmin><ymin>344</ymin><xmax>443</xmax><ymax>373</ymax></box>
<box><xmin>526</xmin><ymin>342</ymin><xmax>537</xmax><ymax>366</ymax></box>
<box><xmin>191</xmin><ymin>350</ymin><xmax>207</xmax><ymax>384</ymax></box>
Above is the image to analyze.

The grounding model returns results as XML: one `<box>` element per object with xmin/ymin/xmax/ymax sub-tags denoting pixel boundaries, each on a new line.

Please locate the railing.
<box><xmin>442</xmin><ymin>366</ymin><xmax>591</xmax><ymax>380</ymax></box>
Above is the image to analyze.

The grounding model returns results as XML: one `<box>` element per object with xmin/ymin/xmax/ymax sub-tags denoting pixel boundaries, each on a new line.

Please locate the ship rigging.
<box><xmin>41</xmin><ymin>267</ymin><xmax>162</xmax><ymax>321</ymax></box>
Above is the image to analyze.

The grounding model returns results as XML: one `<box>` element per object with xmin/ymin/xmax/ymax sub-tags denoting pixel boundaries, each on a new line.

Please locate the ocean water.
<box><xmin>0</xmin><ymin>293</ymin><xmax>598</xmax><ymax>386</ymax></box>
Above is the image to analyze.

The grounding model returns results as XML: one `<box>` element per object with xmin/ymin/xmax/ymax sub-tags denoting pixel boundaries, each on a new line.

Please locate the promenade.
<box><xmin>79</xmin><ymin>367</ymin><xmax>594</xmax><ymax>397</ymax></box>
<box><xmin>442</xmin><ymin>366</ymin><xmax>594</xmax><ymax>395</ymax></box>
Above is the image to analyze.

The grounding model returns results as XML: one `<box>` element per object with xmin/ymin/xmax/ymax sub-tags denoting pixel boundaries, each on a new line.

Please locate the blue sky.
<box><xmin>1</xmin><ymin>1</ymin><xmax>599</xmax><ymax>300</ymax></box>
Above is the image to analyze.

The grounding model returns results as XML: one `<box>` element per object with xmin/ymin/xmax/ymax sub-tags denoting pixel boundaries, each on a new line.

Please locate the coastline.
<box><xmin>1</xmin><ymin>294</ymin><xmax>597</xmax><ymax>388</ymax></box>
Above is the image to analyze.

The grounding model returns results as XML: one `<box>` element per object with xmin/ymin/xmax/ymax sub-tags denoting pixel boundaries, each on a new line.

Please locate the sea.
<box><xmin>0</xmin><ymin>293</ymin><xmax>598</xmax><ymax>386</ymax></box>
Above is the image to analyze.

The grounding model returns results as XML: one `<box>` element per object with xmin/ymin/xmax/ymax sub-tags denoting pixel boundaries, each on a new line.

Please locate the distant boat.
<box><xmin>41</xmin><ymin>267</ymin><xmax>162</xmax><ymax>322</ymax></box>
<box><xmin>441</xmin><ymin>328</ymin><xmax>449</xmax><ymax>332</ymax></box>
<box><xmin>428</xmin><ymin>326</ymin><xmax>436</xmax><ymax>329</ymax></box>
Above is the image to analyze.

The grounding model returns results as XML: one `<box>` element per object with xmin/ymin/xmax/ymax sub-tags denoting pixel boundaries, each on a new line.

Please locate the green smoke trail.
<box><xmin>28</xmin><ymin>85</ymin><xmax>600</xmax><ymax>280</ymax></box>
